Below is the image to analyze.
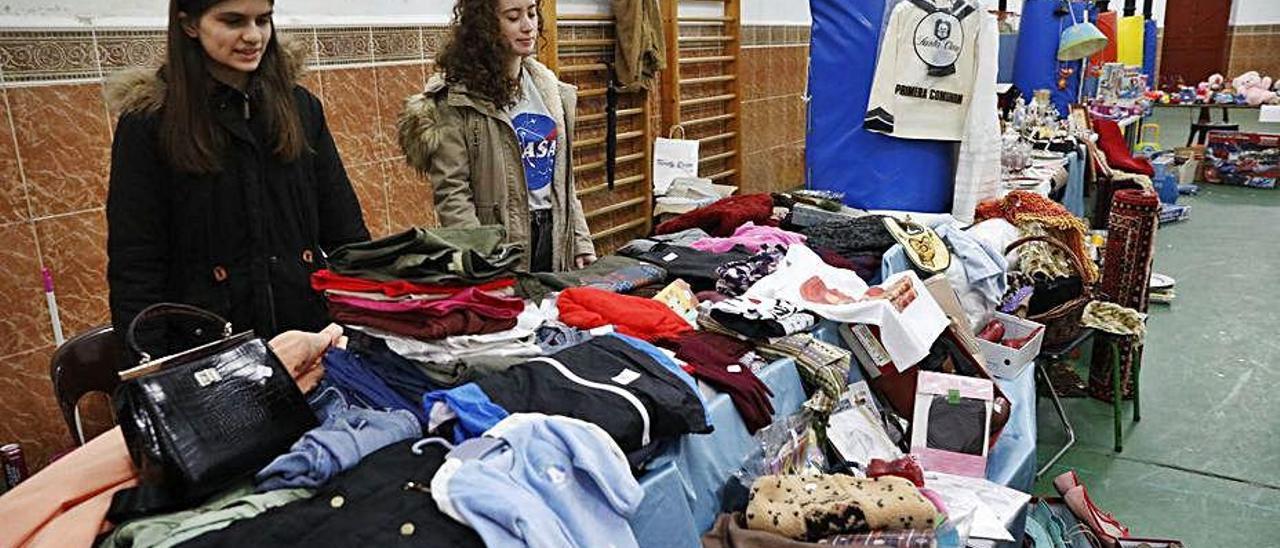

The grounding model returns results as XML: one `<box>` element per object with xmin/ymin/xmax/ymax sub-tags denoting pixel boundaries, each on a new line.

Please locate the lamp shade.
<box><xmin>1058</xmin><ymin>21</ymin><xmax>1109</xmax><ymax>60</ymax></box>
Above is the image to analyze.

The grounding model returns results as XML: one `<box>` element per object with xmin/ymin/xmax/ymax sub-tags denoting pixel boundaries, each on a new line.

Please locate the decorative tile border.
<box><xmin>0</xmin><ymin>30</ymin><xmax>101</xmax><ymax>83</ymax></box>
<box><xmin>742</xmin><ymin>25</ymin><xmax>810</xmax><ymax>47</ymax></box>
<box><xmin>1230</xmin><ymin>24</ymin><xmax>1280</xmax><ymax>36</ymax></box>
<box><xmin>0</xmin><ymin>22</ymin><xmax>808</xmax><ymax>85</ymax></box>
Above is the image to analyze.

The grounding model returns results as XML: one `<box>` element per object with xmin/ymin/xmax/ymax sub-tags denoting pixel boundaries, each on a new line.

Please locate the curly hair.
<box><xmin>436</xmin><ymin>0</ymin><xmax>544</xmax><ymax>109</ymax></box>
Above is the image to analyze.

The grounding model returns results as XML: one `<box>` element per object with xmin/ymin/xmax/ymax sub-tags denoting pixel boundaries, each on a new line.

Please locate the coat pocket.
<box><xmin>474</xmin><ymin>201</ymin><xmax>502</xmax><ymax>225</ymax></box>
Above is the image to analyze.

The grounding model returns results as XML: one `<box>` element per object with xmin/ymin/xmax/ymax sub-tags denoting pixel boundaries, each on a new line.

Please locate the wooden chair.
<box><xmin>48</xmin><ymin>325</ymin><xmax>126</xmax><ymax>445</ymax></box>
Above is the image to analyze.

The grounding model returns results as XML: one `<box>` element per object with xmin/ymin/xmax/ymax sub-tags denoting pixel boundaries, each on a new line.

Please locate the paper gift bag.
<box><xmin>653</xmin><ymin>132</ymin><xmax>699</xmax><ymax>196</ymax></box>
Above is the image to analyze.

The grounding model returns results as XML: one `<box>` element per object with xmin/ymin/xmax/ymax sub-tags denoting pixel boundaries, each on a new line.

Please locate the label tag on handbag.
<box><xmin>194</xmin><ymin>368</ymin><xmax>224</xmax><ymax>387</ymax></box>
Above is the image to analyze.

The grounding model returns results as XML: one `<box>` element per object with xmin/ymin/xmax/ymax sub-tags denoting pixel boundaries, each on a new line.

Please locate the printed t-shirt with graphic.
<box><xmin>863</xmin><ymin>0</ymin><xmax>982</xmax><ymax>141</ymax></box>
<box><xmin>505</xmin><ymin>69</ymin><xmax>557</xmax><ymax>210</ymax></box>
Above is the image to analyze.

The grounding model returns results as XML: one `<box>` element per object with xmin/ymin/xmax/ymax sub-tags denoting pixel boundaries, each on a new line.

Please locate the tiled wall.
<box><xmin>740</xmin><ymin>25</ymin><xmax>810</xmax><ymax>195</ymax></box>
<box><xmin>1225</xmin><ymin>24</ymin><xmax>1280</xmax><ymax>80</ymax></box>
<box><xmin>0</xmin><ymin>25</ymin><xmax>444</xmax><ymax>470</ymax></box>
<box><xmin>0</xmin><ymin>22</ymin><xmax>814</xmax><ymax>471</ymax></box>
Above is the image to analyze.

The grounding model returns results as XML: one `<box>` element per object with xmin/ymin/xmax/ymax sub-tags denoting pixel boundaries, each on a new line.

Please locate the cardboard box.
<box><xmin>1203</xmin><ymin>131</ymin><xmax>1280</xmax><ymax>189</ymax></box>
<box><xmin>975</xmin><ymin>313</ymin><xmax>1045</xmax><ymax>379</ymax></box>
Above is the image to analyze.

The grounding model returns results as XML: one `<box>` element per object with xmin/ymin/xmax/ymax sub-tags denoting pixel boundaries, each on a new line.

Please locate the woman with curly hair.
<box><xmin>399</xmin><ymin>0</ymin><xmax>596</xmax><ymax>272</ymax></box>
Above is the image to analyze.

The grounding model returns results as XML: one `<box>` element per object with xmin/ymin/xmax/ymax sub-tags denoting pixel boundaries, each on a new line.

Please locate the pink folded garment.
<box><xmin>690</xmin><ymin>222</ymin><xmax>806</xmax><ymax>254</ymax></box>
<box><xmin>0</xmin><ymin>427</ymin><xmax>137</xmax><ymax>548</ymax></box>
<box><xmin>327</xmin><ymin>286</ymin><xmax>524</xmax><ymax>319</ymax></box>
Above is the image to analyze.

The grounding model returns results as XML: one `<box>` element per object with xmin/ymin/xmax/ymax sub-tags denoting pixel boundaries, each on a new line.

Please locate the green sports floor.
<box><xmin>1031</xmin><ymin>106</ymin><xmax>1280</xmax><ymax>545</ymax></box>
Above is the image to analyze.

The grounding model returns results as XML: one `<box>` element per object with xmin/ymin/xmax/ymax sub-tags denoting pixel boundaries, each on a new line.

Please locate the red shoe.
<box><xmin>1064</xmin><ymin>485</ymin><xmax>1130</xmax><ymax>547</ymax></box>
<box><xmin>1054</xmin><ymin>472</ymin><xmax>1130</xmax><ymax>540</ymax></box>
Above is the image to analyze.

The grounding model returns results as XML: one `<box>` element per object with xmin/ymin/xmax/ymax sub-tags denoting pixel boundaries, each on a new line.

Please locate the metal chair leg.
<box><xmin>1113</xmin><ymin>340</ymin><xmax>1123</xmax><ymax>453</ymax></box>
<box><xmin>1133</xmin><ymin>351</ymin><xmax>1141</xmax><ymax>423</ymax></box>
<box><xmin>1037</xmin><ymin>360</ymin><xmax>1076</xmax><ymax>479</ymax></box>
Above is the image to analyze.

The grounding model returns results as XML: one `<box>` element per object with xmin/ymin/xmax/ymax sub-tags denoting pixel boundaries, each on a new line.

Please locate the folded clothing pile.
<box><xmin>514</xmin><ymin>254</ymin><xmax>668</xmax><ymax>301</ymax></box>
<box><xmin>316</xmin><ymin>226</ymin><xmax>527</xmax><ymax>342</ymax></box>
<box><xmin>621</xmin><ymin>242</ymin><xmax>753</xmax><ymax>292</ymax></box>
<box><xmin>655</xmin><ymin>193</ymin><xmax>777</xmax><ymax>237</ymax></box>
<box><xmin>557</xmin><ymin>287</ymin><xmax>693</xmax><ymax>344</ymax></box>
<box><xmin>423</xmin><ymin>335</ymin><xmax>711</xmax><ymax>460</ymax></box>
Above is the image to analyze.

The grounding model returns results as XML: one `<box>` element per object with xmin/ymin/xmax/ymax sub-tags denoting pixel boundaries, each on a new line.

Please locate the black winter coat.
<box><xmin>106</xmin><ymin>66</ymin><xmax>369</xmax><ymax>350</ymax></box>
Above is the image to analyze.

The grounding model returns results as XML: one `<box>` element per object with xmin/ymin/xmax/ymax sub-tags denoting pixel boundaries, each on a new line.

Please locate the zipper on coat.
<box><xmin>529</xmin><ymin>357</ymin><xmax>651</xmax><ymax>447</ymax></box>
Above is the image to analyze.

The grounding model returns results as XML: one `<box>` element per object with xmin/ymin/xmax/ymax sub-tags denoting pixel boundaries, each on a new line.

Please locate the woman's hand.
<box><xmin>268</xmin><ymin>323</ymin><xmax>346</xmax><ymax>392</ymax></box>
<box><xmin>574</xmin><ymin>253</ymin><xmax>598</xmax><ymax>269</ymax></box>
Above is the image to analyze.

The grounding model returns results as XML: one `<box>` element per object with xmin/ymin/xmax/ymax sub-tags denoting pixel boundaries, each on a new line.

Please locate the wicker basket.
<box><xmin>1005</xmin><ymin>235</ymin><xmax>1094</xmax><ymax>349</ymax></box>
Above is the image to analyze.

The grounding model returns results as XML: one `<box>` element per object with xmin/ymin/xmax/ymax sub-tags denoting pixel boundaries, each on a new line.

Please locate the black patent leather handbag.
<box><xmin>113</xmin><ymin>303</ymin><xmax>316</xmax><ymax>511</ymax></box>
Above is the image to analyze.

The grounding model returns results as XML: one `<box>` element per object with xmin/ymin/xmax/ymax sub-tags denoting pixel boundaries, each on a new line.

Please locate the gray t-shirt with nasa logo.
<box><xmin>504</xmin><ymin>68</ymin><xmax>557</xmax><ymax>211</ymax></box>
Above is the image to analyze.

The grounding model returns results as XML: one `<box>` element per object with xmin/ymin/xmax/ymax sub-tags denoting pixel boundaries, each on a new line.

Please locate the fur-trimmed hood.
<box><xmin>104</xmin><ymin>35</ymin><xmax>312</xmax><ymax>115</ymax></box>
<box><xmin>394</xmin><ymin>56</ymin><xmax>593</xmax><ymax>271</ymax></box>
<box><xmin>397</xmin><ymin>57</ymin><xmax>574</xmax><ymax>175</ymax></box>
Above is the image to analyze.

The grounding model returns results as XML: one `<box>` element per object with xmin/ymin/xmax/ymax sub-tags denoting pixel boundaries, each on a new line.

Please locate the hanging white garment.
<box><xmin>951</xmin><ymin>10</ymin><xmax>1001</xmax><ymax>224</ymax></box>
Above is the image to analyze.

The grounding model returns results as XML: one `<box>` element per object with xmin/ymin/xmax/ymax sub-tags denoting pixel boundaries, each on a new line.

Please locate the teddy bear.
<box><xmin>1232</xmin><ymin>71</ymin><xmax>1280</xmax><ymax>105</ymax></box>
<box><xmin>1196</xmin><ymin>73</ymin><xmax>1225</xmax><ymax>103</ymax></box>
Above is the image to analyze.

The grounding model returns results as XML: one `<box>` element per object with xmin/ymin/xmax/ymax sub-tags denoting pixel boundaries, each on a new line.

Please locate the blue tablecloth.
<box><xmin>628</xmin><ymin>323</ymin><xmax>1036</xmax><ymax>547</ymax></box>
<box><xmin>631</xmin><ymin>358</ymin><xmax>806</xmax><ymax>548</ymax></box>
<box><xmin>1063</xmin><ymin>149</ymin><xmax>1086</xmax><ymax>218</ymax></box>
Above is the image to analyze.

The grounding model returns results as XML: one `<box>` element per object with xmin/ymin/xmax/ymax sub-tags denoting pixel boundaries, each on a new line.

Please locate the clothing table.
<box><xmin>630</xmin><ymin>357</ymin><xmax>806</xmax><ymax>548</ymax></box>
<box><xmin>811</xmin><ymin>321</ymin><xmax>1036</xmax><ymax>547</ymax></box>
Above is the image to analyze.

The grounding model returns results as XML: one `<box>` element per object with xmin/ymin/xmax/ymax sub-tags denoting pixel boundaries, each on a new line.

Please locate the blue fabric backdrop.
<box><xmin>805</xmin><ymin>0</ymin><xmax>955</xmax><ymax>213</ymax></box>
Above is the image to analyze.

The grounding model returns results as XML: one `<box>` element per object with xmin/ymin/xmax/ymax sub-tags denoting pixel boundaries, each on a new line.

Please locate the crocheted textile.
<box><xmin>1088</xmin><ymin>189</ymin><xmax>1159</xmax><ymax>402</ymax></box>
<box><xmin>1081</xmin><ymin>301</ymin><xmax>1145</xmax><ymax>342</ymax></box>
<box><xmin>976</xmin><ymin>191</ymin><xmax>1099</xmax><ymax>282</ymax></box>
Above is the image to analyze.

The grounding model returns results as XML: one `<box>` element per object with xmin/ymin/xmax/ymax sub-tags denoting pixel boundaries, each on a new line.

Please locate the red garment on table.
<box><xmin>655</xmin><ymin>194</ymin><xmax>775</xmax><ymax>237</ymax></box>
<box><xmin>329</xmin><ymin>301</ymin><xmax>517</xmax><ymax>340</ymax></box>
<box><xmin>326</xmin><ymin>287</ymin><xmax>524</xmax><ymax>319</ymax></box>
<box><xmin>312</xmin><ymin>269</ymin><xmax>515</xmax><ymax>297</ymax></box>
<box><xmin>674</xmin><ymin>332</ymin><xmax>774</xmax><ymax>432</ymax></box>
<box><xmin>557</xmin><ymin>287</ymin><xmax>692</xmax><ymax>343</ymax></box>
<box><xmin>1092</xmin><ymin>118</ymin><xmax>1154</xmax><ymax>176</ymax></box>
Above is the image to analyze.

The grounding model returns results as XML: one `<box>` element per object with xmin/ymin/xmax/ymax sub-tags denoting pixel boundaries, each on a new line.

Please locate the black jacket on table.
<box><xmin>175</xmin><ymin>441</ymin><xmax>484</xmax><ymax>548</ymax></box>
<box><xmin>104</xmin><ymin>40</ymin><xmax>369</xmax><ymax>350</ymax></box>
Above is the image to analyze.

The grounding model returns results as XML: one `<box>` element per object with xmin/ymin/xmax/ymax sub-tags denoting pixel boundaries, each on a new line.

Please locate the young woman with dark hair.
<box><xmin>106</xmin><ymin>0</ymin><xmax>370</xmax><ymax>348</ymax></box>
<box><xmin>399</xmin><ymin>0</ymin><xmax>596</xmax><ymax>273</ymax></box>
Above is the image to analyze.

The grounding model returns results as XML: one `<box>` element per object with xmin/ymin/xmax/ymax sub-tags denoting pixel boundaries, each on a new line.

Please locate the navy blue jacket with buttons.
<box><xmin>105</xmin><ymin>41</ymin><xmax>369</xmax><ymax>350</ymax></box>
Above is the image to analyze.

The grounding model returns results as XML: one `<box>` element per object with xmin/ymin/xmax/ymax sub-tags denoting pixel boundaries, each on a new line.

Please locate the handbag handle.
<box><xmin>126</xmin><ymin>303</ymin><xmax>234</xmax><ymax>364</ymax></box>
<box><xmin>1004</xmin><ymin>235</ymin><xmax>1089</xmax><ymax>281</ymax></box>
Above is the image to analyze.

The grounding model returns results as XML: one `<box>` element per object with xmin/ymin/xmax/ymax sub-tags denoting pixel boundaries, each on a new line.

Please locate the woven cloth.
<box><xmin>696</xmin><ymin>311</ymin><xmax>849</xmax><ymax>413</ymax></box>
<box><xmin>1089</xmin><ymin>189</ymin><xmax>1159</xmax><ymax>401</ymax></box>
<box><xmin>976</xmin><ymin>191</ymin><xmax>1099</xmax><ymax>282</ymax></box>
<box><xmin>1081</xmin><ymin>301</ymin><xmax>1145</xmax><ymax>342</ymax></box>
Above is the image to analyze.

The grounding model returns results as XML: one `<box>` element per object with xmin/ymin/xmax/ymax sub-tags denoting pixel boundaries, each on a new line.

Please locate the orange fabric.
<box><xmin>975</xmin><ymin>191</ymin><xmax>1099</xmax><ymax>282</ymax></box>
<box><xmin>0</xmin><ymin>427</ymin><xmax>137</xmax><ymax>548</ymax></box>
<box><xmin>557</xmin><ymin>287</ymin><xmax>692</xmax><ymax>344</ymax></box>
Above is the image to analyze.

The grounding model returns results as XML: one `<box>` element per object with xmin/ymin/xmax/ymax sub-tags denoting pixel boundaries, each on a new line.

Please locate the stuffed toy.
<box><xmin>1232</xmin><ymin>71</ymin><xmax>1280</xmax><ymax>106</ymax></box>
<box><xmin>1196</xmin><ymin>73</ymin><xmax>1225</xmax><ymax>103</ymax></box>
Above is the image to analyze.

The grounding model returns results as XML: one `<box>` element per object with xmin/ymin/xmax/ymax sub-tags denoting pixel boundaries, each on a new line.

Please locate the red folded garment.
<box><xmin>326</xmin><ymin>287</ymin><xmax>524</xmax><ymax>319</ymax></box>
<box><xmin>557</xmin><ymin>287</ymin><xmax>693</xmax><ymax>344</ymax></box>
<box><xmin>655</xmin><ymin>194</ymin><xmax>776</xmax><ymax>237</ymax></box>
<box><xmin>328</xmin><ymin>301</ymin><xmax>517</xmax><ymax>340</ymax></box>
<box><xmin>312</xmin><ymin>269</ymin><xmax>516</xmax><ymax>297</ymax></box>
<box><xmin>1092</xmin><ymin>118</ymin><xmax>1154</xmax><ymax>176</ymax></box>
<box><xmin>674</xmin><ymin>332</ymin><xmax>774</xmax><ymax>432</ymax></box>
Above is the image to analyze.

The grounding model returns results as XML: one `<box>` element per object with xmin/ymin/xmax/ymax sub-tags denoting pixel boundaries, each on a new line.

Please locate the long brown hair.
<box><xmin>436</xmin><ymin>0</ymin><xmax>544</xmax><ymax>109</ymax></box>
<box><xmin>161</xmin><ymin>0</ymin><xmax>304</xmax><ymax>174</ymax></box>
